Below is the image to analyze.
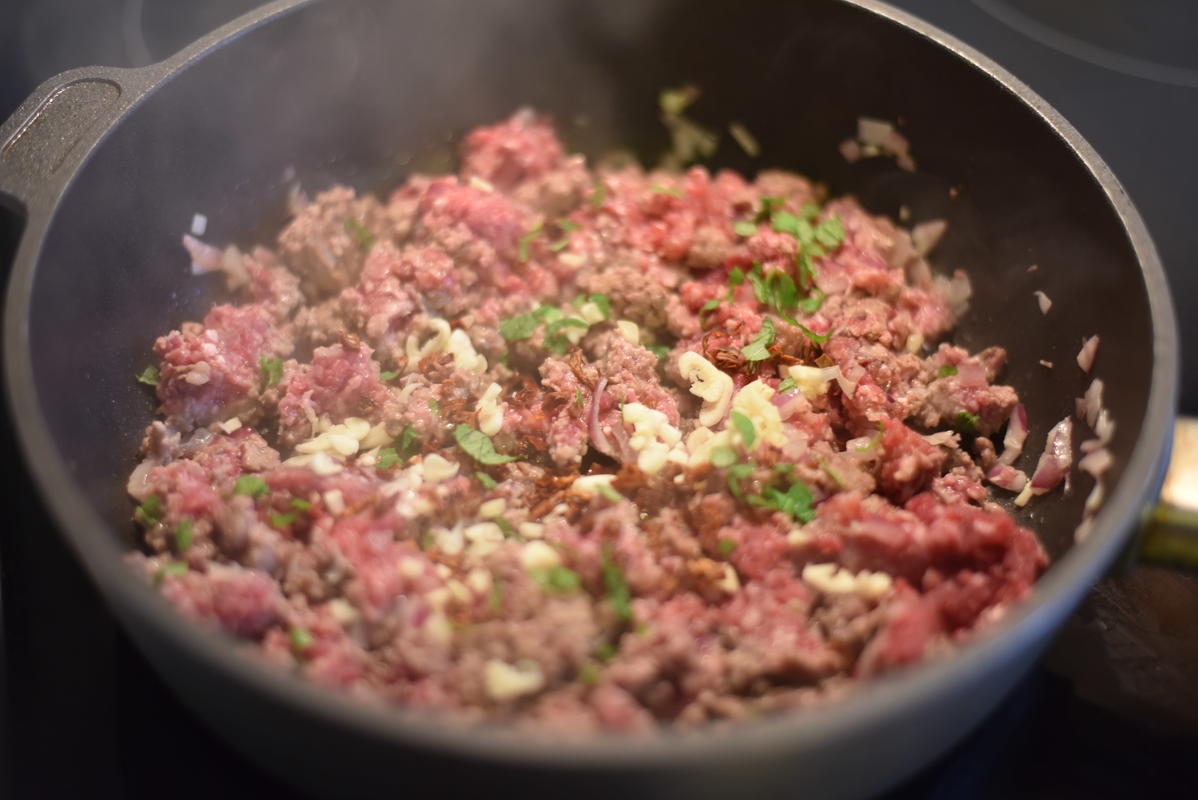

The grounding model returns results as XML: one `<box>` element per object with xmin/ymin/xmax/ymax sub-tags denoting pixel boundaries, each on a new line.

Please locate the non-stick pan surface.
<box><xmin>0</xmin><ymin>1</ymin><xmax>1177</xmax><ymax>798</ymax></box>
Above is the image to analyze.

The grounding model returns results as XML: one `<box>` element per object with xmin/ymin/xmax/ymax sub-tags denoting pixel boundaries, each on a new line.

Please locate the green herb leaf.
<box><xmin>726</xmin><ymin>462</ymin><xmax>755</xmax><ymax>501</ymax></box>
<box><xmin>800</xmin><ymin>202</ymin><xmax>822</xmax><ymax>220</ymax></box>
<box><xmin>290</xmin><ymin>498</ymin><xmax>313</xmax><ymax>511</ymax></box>
<box><xmin>740</xmin><ymin>317</ymin><xmax>776</xmax><ymax>362</ymax></box>
<box><xmin>174</xmin><ymin>519</ymin><xmax>193</xmax><ymax>552</ymax></box>
<box><xmin>594</xmin><ymin>643</ymin><xmax>618</xmax><ymax>662</ymax></box>
<box><xmin>532</xmin><ymin>305</ymin><xmax>562</xmax><ymax>322</ymax></box>
<box><xmin>517</xmin><ymin>221</ymin><xmax>544</xmax><ymax>262</ymax></box>
<box><xmin>588</xmin><ymin>293</ymin><xmax>612</xmax><ymax>320</ymax></box>
<box><xmin>259</xmin><ymin>356</ymin><xmax>284</xmax><ymax>387</ymax></box>
<box><xmin>531</xmin><ymin>564</ymin><xmax>582</xmax><ymax>594</ymax></box>
<box><xmin>233</xmin><ymin>475</ymin><xmax>269</xmax><ymax>497</ymax></box>
<box><xmin>428</xmin><ymin>398</ymin><xmax>440</xmax><ymax>415</ymax></box>
<box><xmin>270</xmin><ymin>511</ymin><xmax>298</xmax><ymax>528</ymax></box>
<box><xmin>290</xmin><ymin>627</ymin><xmax>315</xmax><ymax>653</ymax></box>
<box><xmin>749</xmin><ymin>480</ymin><xmax>816</xmax><ymax>523</ymax></box>
<box><xmin>954</xmin><ymin>410</ymin><xmax>981</xmax><ymax>434</ymax></box>
<box><xmin>699</xmin><ymin>297</ymin><xmax>722</xmax><ymax>327</ymax></box>
<box><xmin>814</xmin><ymin>216</ymin><xmax>845</xmax><ymax>250</ymax></box>
<box><xmin>718</xmin><ymin>538</ymin><xmax>737</xmax><ymax>556</ymax></box>
<box><xmin>489</xmin><ymin>581</ymin><xmax>503</xmax><ymax>614</ymax></box>
<box><xmin>856</xmin><ymin>424</ymin><xmax>885</xmax><ymax>452</ymax></box>
<box><xmin>453</xmin><ymin>424</ymin><xmax>518</xmax><ymax>465</ymax></box>
<box><xmin>558</xmin><ymin>219</ymin><xmax>581</xmax><ymax>233</ymax></box>
<box><xmin>397</xmin><ymin>424</ymin><xmax>421</xmax><ymax>459</ymax></box>
<box><xmin>659</xmin><ymin>85</ymin><xmax>700</xmax><ymax>116</ymax></box>
<box><xmin>153</xmin><ymin>561</ymin><xmax>188</xmax><ymax>585</ymax></box>
<box><xmin>577</xmin><ymin>662</ymin><xmax>602</xmax><ymax>686</ymax></box>
<box><xmin>733</xmin><ymin>221</ymin><xmax>758</xmax><ymax>237</ymax></box>
<box><xmin>376</xmin><ymin>447</ymin><xmax>400</xmax><ymax>470</ymax></box>
<box><xmin>379</xmin><ymin>369</ymin><xmax>400</xmax><ymax>381</ymax></box>
<box><xmin>938</xmin><ymin>365</ymin><xmax>959</xmax><ymax>378</ymax></box>
<box><xmin>590</xmin><ymin>181</ymin><xmax>607</xmax><ymax>207</ymax></box>
<box><xmin>650</xmin><ymin>184</ymin><xmax>682</xmax><ymax>197</ymax></box>
<box><xmin>647</xmin><ymin>344</ymin><xmax>670</xmax><ymax>362</ymax></box>
<box><xmin>728</xmin><ymin>266</ymin><xmax>746</xmax><ymax>287</ymax></box>
<box><xmin>797</xmin><ymin>287</ymin><xmax>826</xmax><ymax>314</ymax></box>
<box><xmin>597</xmin><ymin>483</ymin><xmax>623</xmax><ymax>503</ymax></box>
<box><xmin>420</xmin><ymin>531</ymin><xmax>435</xmax><ymax>550</ymax></box>
<box><xmin>820</xmin><ymin>462</ymin><xmax>846</xmax><ymax>489</ymax></box>
<box><xmin>770</xmin><ymin>210</ymin><xmax>803</xmax><ymax>238</ymax></box>
<box><xmin>473</xmin><ymin>471</ymin><xmax>497</xmax><ymax>490</ymax></box>
<box><xmin>343</xmin><ymin>218</ymin><xmax>374</xmax><ymax>250</ymax></box>
<box><xmin>778</xmin><ymin>376</ymin><xmax>798</xmax><ymax>394</ymax></box>
<box><xmin>549</xmin><ymin>238</ymin><xmax>571</xmax><ymax>252</ymax></box>
<box><xmin>796</xmin><ymin>323</ymin><xmax>831</xmax><ymax>345</ymax></box>
<box><xmin>575</xmin><ymin>388</ymin><xmax>585</xmax><ymax>407</ymax></box>
<box><xmin>499</xmin><ymin>313</ymin><xmax>539</xmax><ymax>342</ymax></box>
<box><xmin>730</xmin><ymin>410</ymin><xmax>756</xmax><ymax>448</ymax></box>
<box><xmin>136</xmin><ymin>365</ymin><xmax>159</xmax><ymax>387</ymax></box>
<box><xmin>754</xmin><ymin>197</ymin><xmax>784</xmax><ymax>223</ymax></box>
<box><xmin>136</xmin><ymin>494</ymin><xmax>163</xmax><ymax>526</ymax></box>
<box><xmin>710</xmin><ymin>446</ymin><xmax>739</xmax><ymax>468</ymax></box>
<box><xmin>601</xmin><ymin>545</ymin><xmax>633</xmax><ymax>622</ymax></box>
<box><xmin>494</xmin><ymin>517</ymin><xmax>518</xmax><ymax>539</ymax></box>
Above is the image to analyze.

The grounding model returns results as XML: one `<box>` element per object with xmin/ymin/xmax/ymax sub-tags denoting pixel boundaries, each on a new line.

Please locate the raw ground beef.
<box><xmin>128</xmin><ymin>109</ymin><xmax>1047</xmax><ymax>733</ymax></box>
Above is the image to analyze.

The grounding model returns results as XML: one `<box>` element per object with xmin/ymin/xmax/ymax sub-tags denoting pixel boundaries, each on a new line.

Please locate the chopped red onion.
<box><xmin>839</xmin><ymin>138</ymin><xmax>862</xmax><ymax>163</ymax></box>
<box><xmin>182</xmin><ymin>233</ymin><xmax>223</xmax><ymax>274</ymax></box>
<box><xmin>1039</xmin><ymin>360</ymin><xmax>1054</xmax><ymax>369</ymax></box>
<box><xmin>1077</xmin><ymin>335</ymin><xmax>1100</xmax><ymax>372</ymax></box>
<box><xmin>1080</xmin><ymin>378</ymin><xmax>1104</xmax><ymax>428</ymax></box>
<box><xmin>998</xmin><ymin>403</ymin><xmax>1028</xmax><ymax>465</ymax></box>
<box><xmin>911</xmin><ymin>219</ymin><xmax>947</xmax><ymax>257</ymax></box>
<box><xmin>923</xmin><ymin>431</ymin><xmax>958</xmax><ymax>447</ymax></box>
<box><xmin>1033</xmin><ymin>290</ymin><xmax>1052</xmax><ymax>315</ymax></box>
<box><xmin>1094</xmin><ymin>408</ymin><xmax>1115</xmax><ymax>444</ymax></box>
<box><xmin>1078</xmin><ymin>447</ymin><xmax>1112</xmax><ymax>478</ymax></box>
<box><xmin>956</xmin><ymin>362</ymin><xmax>987</xmax><ymax>388</ymax></box>
<box><xmin>1016</xmin><ymin>417</ymin><xmax>1073</xmax><ymax>506</ymax></box>
<box><xmin>857</xmin><ymin>117</ymin><xmax>895</xmax><ymax>147</ymax></box>
<box><xmin>1080</xmin><ymin>437</ymin><xmax>1104</xmax><ymax>454</ymax></box>
<box><xmin>986</xmin><ymin>464</ymin><xmax>1028</xmax><ymax>492</ymax></box>
<box><xmin>933</xmin><ymin>271</ymin><xmax>972</xmax><ymax>317</ymax></box>
<box><xmin>589</xmin><ymin>377</ymin><xmax>612</xmax><ymax>456</ymax></box>
<box><xmin>1084</xmin><ymin>480</ymin><xmax>1105</xmax><ymax>515</ymax></box>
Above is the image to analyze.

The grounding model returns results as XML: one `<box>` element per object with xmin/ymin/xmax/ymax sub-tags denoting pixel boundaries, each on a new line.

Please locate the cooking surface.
<box><xmin>1</xmin><ymin>1</ymin><xmax>1196</xmax><ymax>797</ymax></box>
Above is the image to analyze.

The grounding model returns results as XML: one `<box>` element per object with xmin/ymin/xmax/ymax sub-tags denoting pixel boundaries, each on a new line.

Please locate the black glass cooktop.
<box><xmin>2</xmin><ymin>2</ymin><xmax>1196</xmax><ymax>797</ymax></box>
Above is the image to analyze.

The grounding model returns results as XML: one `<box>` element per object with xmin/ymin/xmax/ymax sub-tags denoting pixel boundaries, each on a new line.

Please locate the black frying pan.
<box><xmin>0</xmin><ymin>1</ymin><xmax>1179</xmax><ymax>798</ymax></box>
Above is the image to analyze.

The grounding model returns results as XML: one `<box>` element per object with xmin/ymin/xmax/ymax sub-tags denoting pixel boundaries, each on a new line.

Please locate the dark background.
<box><xmin>0</xmin><ymin>1</ymin><xmax>1195</xmax><ymax>798</ymax></box>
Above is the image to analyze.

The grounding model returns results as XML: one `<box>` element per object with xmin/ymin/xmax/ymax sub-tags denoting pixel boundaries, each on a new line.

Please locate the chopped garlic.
<box><xmin>398</xmin><ymin>558</ymin><xmax>423</xmax><ymax>578</ymax></box>
<box><xmin>578</xmin><ymin>302</ymin><xmax>606</xmax><ymax>326</ymax></box>
<box><xmin>786</xmin><ymin>528</ymin><xmax>811</xmax><ymax>547</ymax></box>
<box><xmin>679</xmin><ymin>351</ymin><xmax>734</xmax><ymax>426</ymax></box>
<box><xmin>616</xmin><ymin>320</ymin><xmax>640</xmax><ymax>345</ymax></box>
<box><xmin>477</xmin><ymin>382</ymin><xmax>504</xmax><ymax>437</ymax></box>
<box><xmin>468</xmin><ymin>175</ymin><xmax>495</xmax><ymax>193</ymax></box>
<box><xmin>463</xmin><ymin>522</ymin><xmax>504</xmax><ymax>557</ymax></box>
<box><xmin>572</xmin><ymin>474</ymin><xmax>617</xmax><ymax>496</ymax></box>
<box><xmin>785</xmin><ymin>364</ymin><xmax>840</xmax><ymax>401</ymax></box>
<box><xmin>322</xmin><ymin>489</ymin><xmax>345</xmax><ymax>515</ymax></box>
<box><xmin>360</xmin><ymin>422</ymin><xmax>392</xmax><ymax>450</ymax></box>
<box><xmin>716</xmin><ymin>563</ymin><xmax>740</xmax><ymax>593</ymax></box>
<box><xmin>518</xmin><ymin>521</ymin><xmax>545</xmax><ymax>539</ymax></box>
<box><xmin>218</xmin><ymin>417</ymin><xmax>242</xmax><ymax>434</ymax></box>
<box><xmin>447</xmin><ymin>328</ymin><xmax>488</xmax><ymax>373</ymax></box>
<box><xmin>425</xmin><ymin>613</ymin><xmax>453</xmax><ymax>643</ymax></box>
<box><xmin>465</xmin><ymin>568</ymin><xmax>492</xmax><ymax>595</ymax></box>
<box><xmin>432</xmin><ymin>526</ymin><xmax>464</xmax><ymax>555</ymax></box>
<box><xmin>729</xmin><ymin>380</ymin><xmax>787</xmax><ymax>450</ymax></box>
<box><xmin>328</xmin><ymin>598</ymin><xmax>359</xmax><ymax>625</ymax></box>
<box><xmin>421</xmin><ymin>454</ymin><xmax>460</xmax><ymax>483</ymax></box>
<box><xmin>622</xmin><ymin>402</ymin><xmax>687</xmax><ymax>474</ymax></box>
<box><xmin>802</xmin><ymin>563</ymin><xmax>892</xmax><ymax>599</ymax></box>
<box><xmin>685</xmin><ymin>426</ymin><xmax>733</xmax><ymax>467</ymax></box>
<box><xmin>520</xmin><ymin>540</ymin><xmax>562</xmax><ymax>571</ymax></box>
<box><xmin>447</xmin><ymin>580</ymin><xmax>472</xmax><ymax>604</ymax></box>
<box><xmin>405</xmin><ymin>319</ymin><xmax>451</xmax><ymax>371</ymax></box>
<box><xmin>558</xmin><ymin>253</ymin><xmax>585</xmax><ymax>269</ymax></box>
<box><xmin>309</xmin><ymin>451</ymin><xmax>343</xmax><ymax>476</ymax></box>
<box><xmin>484</xmin><ymin>659</ymin><xmax>545</xmax><ymax>701</ymax></box>
<box><xmin>478</xmin><ymin>498</ymin><xmax>506</xmax><ymax>518</ymax></box>
<box><xmin>326</xmin><ymin>433</ymin><xmax>359</xmax><ymax>457</ymax></box>
<box><xmin>905</xmin><ymin>332</ymin><xmax>924</xmax><ymax>354</ymax></box>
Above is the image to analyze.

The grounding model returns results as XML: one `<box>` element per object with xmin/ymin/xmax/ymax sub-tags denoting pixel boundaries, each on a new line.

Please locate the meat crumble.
<box><xmin>127</xmin><ymin>110</ymin><xmax>1045</xmax><ymax>732</ymax></box>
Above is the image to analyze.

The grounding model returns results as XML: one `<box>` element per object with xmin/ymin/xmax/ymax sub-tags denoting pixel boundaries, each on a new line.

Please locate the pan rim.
<box><xmin>1</xmin><ymin>0</ymin><xmax>1179</xmax><ymax>772</ymax></box>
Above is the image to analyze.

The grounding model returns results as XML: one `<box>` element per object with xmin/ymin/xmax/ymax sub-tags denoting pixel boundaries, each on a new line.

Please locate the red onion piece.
<box><xmin>956</xmin><ymin>362</ymin><xmax>987</xmax><ymax>388</ymax></box>
<box><xmin>589</xmin><ymin>377</ymin><xmax>612</xmax><ymax>456</ymax></box>
<box><xmin>1078</xmin><ymin>447</ymin><xmax>1112</xmax><ymax>478</ymax></box>
<box><xmin>1095</xmin><ymin>409</ymin><xmax>1115</xmax><ymax>444</ymax></box>
<box><xmin>839</xmin><ymin>138</ymin><xmax>862</xmax><ymax>163</ymax></box>
<box><xmin>923</xmin><ymin>431</ymin><xmax>958</xmax><ymax>447</ymax></box>
<box><xmin>1077</xmin><ymin>335</ymin><xmax>1100</xmax><ymax>372</ymax></box>
<box><xmin>1084</xmin><ymin>480</ymin><xmax>1105</xmax><ymax>515</ymax></box>
<box><xmin>999</xmin><ymin>403</ymin><xmax>1028</xmax><ymax>465</ymax></box>
<box><xmin>911</xmin><ymin>219</ymin><xmax>947</xmax><ymax>257</ymax></box>
<box><xmin>1080</xmin><ymin>378</ymin><xmax>1103</xmax><ymax>428</ymax></box>
<box><xmin>1080</xmin><ymin>437</ymin><xmax>1104</xmax><ymax>454</ymax></box>
<box><xmin>1029</xmin><ymin>417</ymin><xmax>1073</xmax><ymax>492</ymax></box>
<box><xmin>182</xmin><ymin>233</ymin><xmax>223</xmax><ymax>274</ymax></box>
<box><xmin>986</xmin><ymin>464</ymin><xmax>1028</xmax><ymax>492</ymax></box>
<box><xmin>1033</xmin><ymin>290</ymin><xmax>1052</xmax><ymax>314</ymax></box>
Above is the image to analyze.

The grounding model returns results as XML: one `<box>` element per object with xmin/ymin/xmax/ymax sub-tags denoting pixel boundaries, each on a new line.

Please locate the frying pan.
<box><xmin>0</xmin><ymin>0</ymin><xmax>1179</xmax><ymax>797</ymax></box>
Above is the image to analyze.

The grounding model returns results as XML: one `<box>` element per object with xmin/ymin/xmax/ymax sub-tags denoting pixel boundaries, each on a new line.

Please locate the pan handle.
<box><xmin>1137</xmin><ymin>416</ymin><xmax>1198</xmax><ymax>567</ymax></box>
<box><xmin>0</xmin><ymin>66</ymin><xmax>153</xmax><ymax>224</ymax></box>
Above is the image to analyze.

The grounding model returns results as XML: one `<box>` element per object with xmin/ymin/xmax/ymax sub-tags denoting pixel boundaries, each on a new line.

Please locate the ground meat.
<box><xmin>127</xmin><ymin>110</ymin><xmax>1047</xmax><ymax>734</ymax></box>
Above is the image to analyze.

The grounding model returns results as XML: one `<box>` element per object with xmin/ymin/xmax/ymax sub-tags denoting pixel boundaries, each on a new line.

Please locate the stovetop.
<box><xmin>2</xmin><ymin>1</ymin><xmax>1197</xmax><ymax>797</ymax></box>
